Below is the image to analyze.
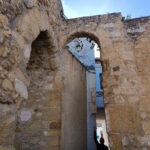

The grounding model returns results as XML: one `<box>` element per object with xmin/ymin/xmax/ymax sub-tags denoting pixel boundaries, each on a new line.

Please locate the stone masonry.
<box><xmin>0</xmin><ymin>0</ymin><xmax>150</xmax><ymax>150</ymax></box>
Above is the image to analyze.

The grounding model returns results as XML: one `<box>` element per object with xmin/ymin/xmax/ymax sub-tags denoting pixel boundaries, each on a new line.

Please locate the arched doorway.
<box><xmin>61</xmin><ymin>32</ymin><xmax>109</xmax><ymax>150</ymax></box>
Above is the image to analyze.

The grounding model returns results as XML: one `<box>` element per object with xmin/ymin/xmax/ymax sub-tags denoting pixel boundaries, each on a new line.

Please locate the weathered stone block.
<box><xmin>50</xmin><ymin>55</ymin><xmax>59</xmax><ymax>70</ymax></box>
<box><xmin>43</xmin><ymin>108</ymin><xmax>61</xmax><ymax>121</ymax></box>
<box><xmin>0</xmin><ymin>46</ymin><xmax>4</xmax><ymax>56</ymax></box>
<box><xmin>15</xmin><ymin>78</ymin><xmax>28</xmax><ymax>99</ymax></box>
<box><xmin>24</xmin><ymin>0</ymin><xmax>37</xmax><ymax>8</ymax></box>
<box><xmin>0</xmin><ymin>30</ymin><xmax>4</xmax><ymax>44</ymax></box>
<box><xmin>140</xmin><ymin>96</ymin><xmax>150</xmax><ymax>112</ymax></box>
<box><xmin>43</xmin><ymin>93</ymin><xmax>61</xmax><ymax>107</ymax></box>
<box><xmin>49</xmin><ymin>121</ymin><xmax>61</xmax><ymax>130</ymax></box>
<box><xmin>12</xmin><ymin>67</ymin><xmax>29</xmax><ymax>86</ymax></box>
<box><xmin>0</xmin><ymin>14</ymin><xmax>8</xmax><ymax>28</ymax></box>
<box><xmin>48</xmin><ymin>129</ymin><xmax>60</xmax><ymax>136</ymax></box>
<box><xmin>47</xmin><ymin>136</ymin><xmax>59</xmax><ymax>147</ymax></box>
<box><xmin>110</xmin><ymin>134</ymin><xmax>123</xmax><ymax>150</ymax></box>
<box><xmin>18</xmin><ymin>108</ymin><xmax>32</xmax><ymax>122</ymax></box>
<box><xmin>142</xmin><ymin>121</ymin><xmax>150</xmax><ymax>134</ymax></box>
<box><xmin>108</xmin><ymin>105</ymin><xmax>140</xmax><ymax>134</ymax></box>
<box><xmin>2</xmin><ymin>79</ymin><xmax>13</xmax><ymax>91</ymax></box>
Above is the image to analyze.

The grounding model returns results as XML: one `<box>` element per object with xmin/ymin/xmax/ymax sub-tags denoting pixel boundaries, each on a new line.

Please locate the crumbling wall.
<box><xmin>14</xmin><ymin>31</ymin><xmax>61</xmax><ymax>150</ymax></box>
<box><xmin>123</xmin><ymin>17</ymin><xmax>150</xmax><ymax>149</ymax></box>
<box><xmin>0</xmin><ymin>0</ymin><xmax>62</xmax><ymax>149</ymax></box>
<box><xmin>60</xmin><ymin>14</ymin><xmax>150</xmax><ymax>150</ymax></box>
<box><xmin>1</xmin><ymin>0</ymin><xmax>150</xmax><ymax>149</ymax></box>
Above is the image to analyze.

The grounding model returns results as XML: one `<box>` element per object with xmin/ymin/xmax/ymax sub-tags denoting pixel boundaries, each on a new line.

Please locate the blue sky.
<box><xmin>62</xmin><ymin>0</ymin><xmax>150</xmax><ymax>19</ymax></box>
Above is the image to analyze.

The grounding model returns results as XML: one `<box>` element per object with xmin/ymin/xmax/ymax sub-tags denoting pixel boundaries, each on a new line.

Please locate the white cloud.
<box><xmin>62</xmin><ymin>0</ymin><xmax>79</xmax><ymax>18</ymax></box>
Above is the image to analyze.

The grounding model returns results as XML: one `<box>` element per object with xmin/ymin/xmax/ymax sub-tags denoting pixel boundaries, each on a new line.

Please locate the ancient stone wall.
<box><xmin>14</xmin><ymin>31</ymin><xmax>61</xmax><ymax>149</ymax></box>
<box><xmin>124</xmin><ymin>17</ymin><xmax>150</xmax><ymax>149</ymax></box>
<box><xmin>59</xmin><ymin>14</ymin><xmax>150</xmax><ymax>150</ymax></box>
<box><xmin>0</xmin><ymin>0</ymin><xmax>63</xmax><ymax>149</ymax></box>
<box><xmin>1</xmin><ymin>0</ymin><xmax>150</xmax><ymax>149</ymax></box>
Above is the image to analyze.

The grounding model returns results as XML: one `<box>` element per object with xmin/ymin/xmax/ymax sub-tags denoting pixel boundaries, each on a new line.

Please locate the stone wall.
<box><xmin>14</xmin><ymin>31</ymin><xmax>61</xmax><ymax>150</ymax></box>
<box><xmin>59</xmin><ymin>14</ymin><xmax>150</xmax><ymax>150</ymax></box>
<box><xmin>0</xmin><ymin>0</ymin><xmax>62</xmax><ymax>149</ymax></box>
<box><xmin>0</xmin><ymin>0</ymin><xmax>150</xmax><ymax>149</ymax></box>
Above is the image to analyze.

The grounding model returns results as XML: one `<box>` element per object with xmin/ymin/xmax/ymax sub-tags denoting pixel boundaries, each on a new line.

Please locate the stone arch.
<box><xmin>61</xmin><ymin>31</ymin><xmax>106</xmax><ymax>150</ymax></box>
<box><xmin>9</xmin><ymin>8</ymin><xmax>59</xmax><ymax>101</ymax></box>
<box><xmin>64</xmin><ymin>31</ymin><xmax>101</xmax><ymax>50</ymax></box>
